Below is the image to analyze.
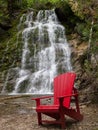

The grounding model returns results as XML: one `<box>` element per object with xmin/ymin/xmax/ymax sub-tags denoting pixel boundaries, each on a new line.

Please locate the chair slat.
<box><xmin>54</xmin><ymin>72</ymin><xmax>76</xmax><ymax>108</ymax></box>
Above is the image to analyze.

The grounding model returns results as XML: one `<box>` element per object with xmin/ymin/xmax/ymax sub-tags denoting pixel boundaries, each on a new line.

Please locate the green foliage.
<box><xmin>27</xmin><ymin>0</ymin><xmax>34</xmax><ymax>7</ymax></box>
<box><xmin>89</xmin><ymin>22</ymin><xmax>98</xmax><ymax>57</ymax></box>
<box><xmin>75</xmin><ymin>23</ymin><xmax>90</xmax><ymax>41</ymax></box>
<box><xmin>25</xmin><ymin>0</ymin><xmax>67</xmax><ymax>8</ymax></box>
<box><xmin>92</xmin><ymin>45</ymin><xmax>98</xmax><ymax>54</ymax></box>
<box><xmin>92</xmin><ymin>23</ymin><xmax>98</xmax><ymax>41</ymax></box>
<box><xmin>0</xmin><ymin>0</ymin><xmax>7</xmax><ymax>20</ymax></box>
<box><xmin>69</xmin><ymin>0</ymin><xmax>98</xmax><ymax>21</ymax></box>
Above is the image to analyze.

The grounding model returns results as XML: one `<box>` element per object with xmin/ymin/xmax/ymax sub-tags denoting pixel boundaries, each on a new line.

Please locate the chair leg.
<box><xmin>60</xmin><ymin>112</ymin><xmax>66</xmax><ymax>129</ymax></box>
<box><xmin>37</xmin><ymin>112</ymin><xmax>42</xmax><ymax>125</ymax></box>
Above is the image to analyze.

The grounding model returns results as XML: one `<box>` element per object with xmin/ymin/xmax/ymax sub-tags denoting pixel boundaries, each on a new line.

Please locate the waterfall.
<box><xmin>9</xmin><ymin>10</ymin><xmax>72</xmax><ymax>94</ymax></box>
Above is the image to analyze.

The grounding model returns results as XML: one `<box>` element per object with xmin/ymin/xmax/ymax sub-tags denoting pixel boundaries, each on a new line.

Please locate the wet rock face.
<box><xmin>0</xmin><ymin>68</ymin><xmax>20</xmax><ymax>94</ymax></box>
<box><xmin>0</xmin><ymin>27</ymin><xmax>6</xmax><ymax>35</ymax></box>
<box><xmin>68</xmin><ymin>34</ymin><xmax>98</xmax><ymax>103</ymax></box>
<box><xmin>55</xmin><ymin>5</ymin><xmax>82</xmax><ymax>34</ymax></box>
<box><xmin>0</xmin><ymin>23</ymin><xmax>12</xmax><ymax>31</ymax></box>
<box><xmin>68</xmin><ymin>33</ymin><xmax>88</xmax><ymax>72</ymax></box>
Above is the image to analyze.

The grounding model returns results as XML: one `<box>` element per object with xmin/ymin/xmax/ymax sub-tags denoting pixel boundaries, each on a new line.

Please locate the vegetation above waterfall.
<box><xmin>0</xmin><ymin>0</ymin><xmax>98</xmax><ymax>102</ymax></box>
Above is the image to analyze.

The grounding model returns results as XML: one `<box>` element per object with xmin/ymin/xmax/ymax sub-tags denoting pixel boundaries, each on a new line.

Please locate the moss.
<box><xmin>93</xmin><ymin>129</ymin><xmax>98</xmax><ymax>130</ymax></box>
<box><xmin>0</xmin><ymin>12</ymin><xmax>23</xmax><ymax>72</ymax></box>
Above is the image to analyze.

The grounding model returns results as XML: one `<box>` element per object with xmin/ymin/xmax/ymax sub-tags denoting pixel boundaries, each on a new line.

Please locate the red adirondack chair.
<box><xmin>32</xmin><ymin>72</ymin><xmax>83</xmax><ymax>129</ymax></box>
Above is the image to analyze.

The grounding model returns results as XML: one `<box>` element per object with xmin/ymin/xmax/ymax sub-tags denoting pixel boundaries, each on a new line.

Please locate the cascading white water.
<box><xmin>11</xmin><ymin>9</ymin><xmax>72</xmax><ymax>94</ymax></box>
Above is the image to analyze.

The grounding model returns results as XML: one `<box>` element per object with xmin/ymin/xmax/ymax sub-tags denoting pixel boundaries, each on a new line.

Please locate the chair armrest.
<box><xmin>32</xmin><ymin>95</ymin><xmax>53</xmax><ymax>107</ymax></box>
<box><xmin>57</xmin><ymin>93</ymin><xmax>78</xmax><ymax>99</ymax></box>
<box><xmin>32</xmin><ymin>95</ymin><xmax>53</xmax><ymax>101</ymax></box>
<box><xmin>57</xmin><ymin>93</ymin><xmax>78</xmax><ymax>106</ymax></box>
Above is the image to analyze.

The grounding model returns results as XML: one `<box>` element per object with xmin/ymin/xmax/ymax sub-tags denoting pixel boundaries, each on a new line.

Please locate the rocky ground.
<box><xmin>0</xmin><ymin>95</ymin><xmax>98</xmax><ymax>130</ymax></box>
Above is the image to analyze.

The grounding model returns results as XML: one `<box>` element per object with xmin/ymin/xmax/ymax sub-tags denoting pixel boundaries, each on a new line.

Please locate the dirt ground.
<box><xmin>0</xmin><ymin>95</ymin><xmax>98</xmax><ymax>130</ymax></box>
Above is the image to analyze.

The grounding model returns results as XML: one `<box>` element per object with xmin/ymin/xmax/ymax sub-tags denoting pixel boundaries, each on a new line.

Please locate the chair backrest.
<box><xmin>53</xmin><ymin>72</ymin><xmax>76</xmax><ymax>108</ymax></box>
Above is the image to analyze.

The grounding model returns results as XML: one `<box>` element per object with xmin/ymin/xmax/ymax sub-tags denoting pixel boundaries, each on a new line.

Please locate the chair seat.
<box><xmin>36</xmin><ymin>105</ymin><xmax>59</xmax><ymax>112</ymax></box>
